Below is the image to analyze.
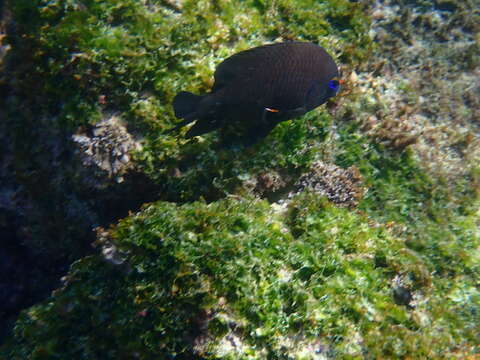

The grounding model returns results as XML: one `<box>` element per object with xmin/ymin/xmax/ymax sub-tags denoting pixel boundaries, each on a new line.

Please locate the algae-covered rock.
<box><xmin>2</xmin><ymin>0</ymin><xmax>372</xmax><ymax>224</ymax></box>
<box><xmin>0</xmin><ymin>0</ymin><xmax>371</xmax><ymax>337</ymax></box>
<box><xmin>2</xmin><ymin>195</ymin><xmax>478</xmax><ymax>358</ymax></box>
<box><xmin>1</xmin><ymin>0</ymin><xmax>479</xmax><ymax>357</ymax></box>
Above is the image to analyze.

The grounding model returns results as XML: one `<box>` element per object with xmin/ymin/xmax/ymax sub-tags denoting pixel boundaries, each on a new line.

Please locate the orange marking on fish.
<box><xmin>265</xmin><ymin>107</ymin><xmax>280</xmax><ymax>113</ymax></box>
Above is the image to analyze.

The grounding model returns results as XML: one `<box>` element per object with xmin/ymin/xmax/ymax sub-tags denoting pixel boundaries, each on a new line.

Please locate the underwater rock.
<box><xmin>72</xmin><ymin>114</ymin><xmax>142</xmax><ymax>185</ymax></box>
<box><xmin>392</xmin><ymin>285</ymin><xmax>413</xmax><ymax>307</ymax></box>
<box><xmin>248</xmin><ymin>162</ymin><xmax>364</xmax><ymax>207</ymax></box>
<box><xmin>293</xmin><ymin>162</ymin><xmax>364</xmax><ymax>207</ymax></box>
<box><xmin>364</xmin><ymin>0</ymin><xmax>480</xmax><ymax>184</ymax></box>
<box><xmin>93</xmin><ymin>227</ymin><xmax>127</xmax><ymax>267</ymax></box>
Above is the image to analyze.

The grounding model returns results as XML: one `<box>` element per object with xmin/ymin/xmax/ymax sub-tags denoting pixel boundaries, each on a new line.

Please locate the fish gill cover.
<box><xmin>0</xmin><ymin>0</ymin><xmax>479</xmax><ymax>359</ymax></box>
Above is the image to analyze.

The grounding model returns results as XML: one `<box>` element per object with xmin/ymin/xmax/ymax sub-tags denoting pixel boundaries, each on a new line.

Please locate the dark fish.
<box><xmin>169</xmin><ymin>41</ymin><xmax>339</xmax><ymax>142</ymax></box>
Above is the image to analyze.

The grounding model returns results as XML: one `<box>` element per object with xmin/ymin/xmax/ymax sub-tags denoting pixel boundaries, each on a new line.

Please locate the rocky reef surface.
<box><xmin>0</xmin><ymin>0</ymin><xmax>478</xmax><ymax>358</ymax></box>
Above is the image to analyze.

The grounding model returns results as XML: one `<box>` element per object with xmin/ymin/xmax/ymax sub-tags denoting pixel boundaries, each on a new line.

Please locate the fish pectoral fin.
<box><xmin>286</xmin><ymin>106</ymin><xmax>307</xmax><ymax>116</ymax></box>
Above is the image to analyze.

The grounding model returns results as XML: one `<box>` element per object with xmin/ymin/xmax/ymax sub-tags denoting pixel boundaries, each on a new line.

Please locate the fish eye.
<box><xmin>328</xmin><ymin>79</ymin><xmax>340</xmax><ymax>92</ymax></box>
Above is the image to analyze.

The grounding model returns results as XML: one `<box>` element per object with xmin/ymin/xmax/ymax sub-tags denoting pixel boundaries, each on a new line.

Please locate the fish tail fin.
<box><xmin>165</xmin><ymin>91</ymin><xmax>204</xmax><ymax>135</ymax></box>
<box><xmin>173</xmin><ymin>91</ymin><xmax>203</xmax><ymax>118</ymax></box>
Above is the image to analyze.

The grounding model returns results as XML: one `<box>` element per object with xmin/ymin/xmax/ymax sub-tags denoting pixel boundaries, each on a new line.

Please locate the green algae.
<box><xmin>6</xmin><ymin>0</ymin><xmax>372</xmax><ymax>201</ymax></box>
<box><xmin>2</xmin><ymin>195</ymin><xmax>478</xmax><ymax>359</ymax></box>
<box><xmin>8</xmin><ymin>0</ymin><xmax>370</xmax><ymax>128</ymax></box>
<box><xmin>2</xmin><ymin>0</ymin><xmax>369</xmax><ymax>306</ymax></box>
